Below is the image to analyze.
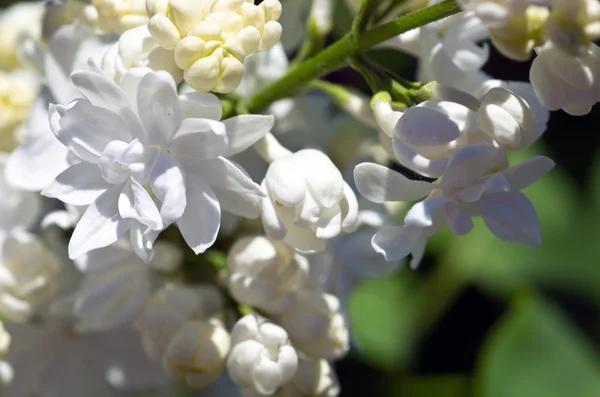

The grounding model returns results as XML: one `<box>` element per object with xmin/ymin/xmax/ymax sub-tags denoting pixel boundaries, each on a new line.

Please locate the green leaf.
<box><xmin>477</xmin><ymin>294</ymin><xmax>600</xmax><ymax>397</ymax></box>
<box><xmin>349</xmin><ymin>268</ymin><xmax>417</xmax><ymax>371</ymax></box>
<box><xmin>204</xmin><ymin>250</ymin><xmax>227</xmax><ymax>270</ymax></box>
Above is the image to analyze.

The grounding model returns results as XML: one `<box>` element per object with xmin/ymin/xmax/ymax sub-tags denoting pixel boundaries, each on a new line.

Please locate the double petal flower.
<box><xmin>43</xmin><ymin>64</ymin><xmax>269</xmax><ymax>262</ymax></box>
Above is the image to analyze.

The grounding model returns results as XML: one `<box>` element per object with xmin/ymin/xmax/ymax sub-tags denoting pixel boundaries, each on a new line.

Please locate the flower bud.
<box><xmin>530</xmin><ymin>41</ymin><xmax>600</xmax><ymax>115</ymax></box>
<box><xmin>260</xmin><ymin>149</ymin><xmax>359</xmax><ymax>254</ymax></box>
<box><xmin>227</xmin><ymin>236</ymin><xmax>309</xmax><ymax>314</ymax></box>
<box><xmin>279</xmin><ymin>291</ymin><xmax>349</xmax><ymax>360</ymax></box>
<box><xmin>228</xmin><ymin>315</ymin><xmax>298</xmax><ymax>395</ymax></box>
<box><xmin>0</xmin><ymin>71</ymin><xmax>38</xmax><ymax>153</ymax></box>
<box><xmin>163</xmin><ymin>319</ymin><xmax>231</xmax><ymax>388</ymax></box>
<box><xmin>391</xmin><ymin>100</ymin><xmax>480</xmax><ymax>178</ymax></box>
<box><xmin>0</xmin><ymin>2</ymin><xmax>44</xmax><ymax>70</ymax></box>
<box><xmin>91</xmin><ymin>0</ymin><xmax>148</xmax><ymax>34</ymax></box>
<box><xmin>54</xmin><ymin>240</ymin><xmax>152</xmax><ymax>332</ymax></box>
<box><xmin>279</xmin><ymin>357</ymin><xmax>340</xmax><ymax>397</ymax></box>
<box><xmin>477</xmin><ymin>87</ymin><xmax>533</xmax><ymax>149</ymax></box>
<box><xmin>0</xmin><ymin>232</ymin><xmax>60</xmax><ymax>322</ymax></box>
<box><xmin>146</xmin><ymin>0</ymin><xmax>282</xmax><ymax>92</ymax></box>
<box><xmin>135</xmin><ymin>283</ymin><xmax>224</xmax><ymax>361</ymax></box>
<box><xmin>544</xmin><ymin>0</ymin><xmax>600</xmax><ymax>56</ymax></box>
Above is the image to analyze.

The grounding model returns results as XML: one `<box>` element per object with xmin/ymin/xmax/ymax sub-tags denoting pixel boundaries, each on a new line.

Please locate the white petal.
<box><xmin>45</xmin><ymin>24</ymin><xmax>112</xmax><ymax>105</ymax></box>
<box><xmin>444</xmin><ymin>202</ymin><xmax>473</xmax><ymax>236</ymax></box>
<box><xmin>298</xmin><ymin>149</ymin><xmax>344</xmax><ymax>209</ymax></box>
<box><xmin>404</xmin><ymin>197</ymin><xmax>449</xmax><ymax>227</ymax></box>
<box><xmin>176</xmin><ymin>178</ymin><xmax>220</xmax><ymax>254</ymax></box>
<box><xmin>294</xmin><ymin>190</ymin><xmax>321</xmax><ymax>227</ymax></box>
<box><xmin>150</xmin><ymin>152</ymin><xmax>187</xmax><ymax>225</ymax></box>
<box><xmin>137</xmin><ymin>71</ymin><xmax>181</xmax><ymax>146</ymax></box>
<box><xmin>71</xmin><ymin>63</ymin><xmax>145</xmax><ymax>139</ymax></box>
<box><xmin>260</xmin><ymin>194</ymin><xmax>287</xmax><ymax>240</ymax></box>
<box><xmin>354</xmin><ymin>163</ymin><xmax>433</xmax><ymax>203</ymax></box>
<box><xmin>118</xmin><ymin>179</ymin><xmax>163</xmax><ymax>230</ymax></box>
<box><xmin>476</xmin><ymin>191</ymin><xmax>542</xmax><ymax>248</ymax></box>
<box><xmin>119</xmin><ymin>67</ymin><xmax>153</xmax><ymax>114</ymax></box>
<box><xmin>504</xmin><ymin>156</ymin><xmax>555</xmax><ymax>190</ymax></box>
<box><xmin>224</xmin><ymin>115</ymin><xmax>275</xmax><ymax>156</ymax></box>
<box><xmin>340</xmin><ymin>182</ymin><xmax>359</xmax><ymax>231</ymax></box>
<box><xmin>182</xmin><ymin>157</ymin><xmax>265</xmax><ymax>196</ymax></box>
<box><xmin>265</xmin><ymin>156</ymin><xmax>307</xmax><ymax>207</ymax></box>
<box><xmin>130</xmin><ymin>223</ymin><xmax>160</xmax><ymax>264</ymax></box>
<box><xmin>69</xmin><ymin>186</ymin><xmax>129</xmax><ymax>259</ymax></box>
<box><xmin>179</xmin><ymin>92</ymin><xmax>223</xmax><ymax>120</ymax></box>
<box><xmin>170</xmin><ymin>118</ymin><xmax>228</xmax><ymax>160</ymax></box>
<box><xmin>439</xmin><ymin>143</ymin><xmax>507</xmax><ymax>190</ymax></box>
<box><xmin>54</xmin><ymin>99</ymin><xmax>130</xmax><ymax>163</ymax></box>
<box><xmin>371</xmin><ymin>226</ymin><xmax>421</xmax><ymax>262</ymax></box>
<box><xmin>212</xmin><ymin>187</ymin><xmax>261</xmax><ymax>218</ymax></box>
<box><xmin>5</xmin><ymin>95</ymin><xmax>69</xmax><ymax>191</ymax></box>
<box><xmin>252</xmin><ymin>360</ymin><xmax>282</xmax><ymax>395</ymax></box>
<box><xmin>315</xmin><ymin>207</ymin><xmax>342</xmax><ymax>239</ymax></box>
<box><xmin>42</xmin><ymin>162</ymin><xmax>111</xmax><ymax>205</ymax></box>
<box><xmin>393</xmin><ymin>139</ymin><xmax>448</xmax><ymax>179</ymax></box>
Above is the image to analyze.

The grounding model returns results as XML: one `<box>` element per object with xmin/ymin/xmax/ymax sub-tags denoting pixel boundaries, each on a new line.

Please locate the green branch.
<box><xmin>247</xmin><ymin>0</ymin><xmax>461</xmax><ymax>113</ymax></box>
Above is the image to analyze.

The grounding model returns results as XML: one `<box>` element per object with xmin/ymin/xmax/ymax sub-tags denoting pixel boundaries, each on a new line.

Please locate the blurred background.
<box><xmin>2</xmin><ymin>0</ymin><xmax>600</xmax><ymax>396</ymax></box>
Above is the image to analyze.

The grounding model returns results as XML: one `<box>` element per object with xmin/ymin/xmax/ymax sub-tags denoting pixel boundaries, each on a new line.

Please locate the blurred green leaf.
<box><xmin>477</xmin><ymin>294</ymin><xmax>600</xmax><ymax>397</ymax></box>
<box><xmin>430</xmin><ymin>144</ymin><xmax>600</xmax><ymax>303</ymax></box>
<box><xmin>392</xmin><ymin>375</ymin><xmax>473</xmax><ymax>397</ymax></box>
<box><xmin>349</xmin><ymin>268</ymin><xmax>417</xmax><ymax>371</ymax></box>
<box><xmin>205</xmin><ymin>250</ymin><xmax>227</xmax><ymax>270</ymax></box>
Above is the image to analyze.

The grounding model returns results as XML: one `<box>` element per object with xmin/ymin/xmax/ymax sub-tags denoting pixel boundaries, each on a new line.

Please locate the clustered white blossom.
<box><xmin>0</xmin><ymin>0</ymin><xmax>591</xmax><ymax>394</ymax></box>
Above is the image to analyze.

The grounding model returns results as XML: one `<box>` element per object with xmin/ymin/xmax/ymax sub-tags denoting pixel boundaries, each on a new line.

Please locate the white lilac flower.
<box><xmin>145</xmin><ymin>0</ymin><xmax>283</xmax><ymax>92</ymax></box>
<box><xmin>0</xmin><ymin>154</ymin><xmax>41</xmax><ymax>232</ymax></box>
<box><xmin>227</xmin><ymin>314</ymin><xmax>298</xmax><ymax>396</ymax></box>
<box><xmin>0</xmin><ymin>232</ymin><xmax>60</xmax><ymax>322</ymax></box>
<box><xmin>5</xmin><ymin>24</ymin><xmax>114</xmax><ymax>191</ymax></box>
<box><xmin>0</xmin><ymin>1</ymin><xmax>44</xmax><ymax>71</ymax></box>
<box><xmin>390</xmin><ymin>10</ymin><xmax>549</xmax><ymax>135</ymax></box>
<box><xmin>3</xmin><ymin>317</ymin><xmax>170</xmax><ymax>396</ymax></box>
<box><xmin>101</xmin><ymin>24</ymin><xmax>183</xmax><ymax>84</ymax></box>
<box><xmin>530</xmin><ymin>41</ymin><xmax>600</xmax><ymax>115</ymax></box>
<box><xmin>227</xmin><ymin>235</ymin><xmax>309</xmax><ymax>314</ymax></box>
<box><xmin>260</xmin><ymin>149</ymin><xmax>359</xmax><ymax>254</ymax></box>
<box><xmin>135</xmin><ymin>282</ymin><xmax>224</xmax><ymax>362</ymax></box>
<box><xmin>280</xmin><ymin>357</ymin><xmax>340</xmax><ymax>397</ymax></box>
<box><xmin>354</xmin><ymin>143</ymin><xmax>555</xmax><ymax>263</ymax></box>
<box><xmin>374</xmin><ymin>87</ymin><xmax>536</xmax><ymax>179</ymax></box>
<box><xmin>544</xmin><ymin>0</ymin><xmax>600</xmax><ymax>56</ymax></box>
<box><xmin>42</xmin><ymin>65</ymin><xmax>268</xmax><ymax>261</ymax></box>
<box><xmin>278</xmin><ymin>291</ymin><xmax>349</xmax><ymax>360</ymax></box>
<box><xmin>50</xmin><ymin>239</ymin><xmax>183</xmax><ymax>332</ymax></box>
<box><xmin>162</xmin><ymin>319</ymin><xmax>231</xmax><ymax>388</ymax></box>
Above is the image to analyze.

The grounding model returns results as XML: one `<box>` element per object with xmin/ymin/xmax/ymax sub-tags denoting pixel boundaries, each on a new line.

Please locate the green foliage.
<box><xmin>477</xmin><ymin>294</ymin><xmax>600</xmax><ymax>397</ymax></box>
<box><xmin>349</xmin><ymin>268</ymin><xmax>417</xmax><ymax>371</ymax></box>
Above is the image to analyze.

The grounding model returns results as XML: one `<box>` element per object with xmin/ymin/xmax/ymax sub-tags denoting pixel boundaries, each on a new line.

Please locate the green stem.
<box><xmin>352</xmin><ymin>0</ymin><xmax>381</xmax><ymax>32</ymax></box>
<box><xmin>247</xmin><ymin>0</ymin><xmax>460</xmax><ymax>113</ymax></box>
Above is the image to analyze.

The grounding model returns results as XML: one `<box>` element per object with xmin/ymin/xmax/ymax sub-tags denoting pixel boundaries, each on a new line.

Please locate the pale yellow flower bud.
<box><xmin>91</xmin><ymin>0</ymin><xmax>148</xmax><ymax>34</ymax></box>
<box><xmin>0</xmin><ymin>72</ymin><xmax>38</xmax><ymax>153</ymax></box>
<box><xmin>145</xmin><ymin>0</ymin><xmax>282</xmax><ymax>92</ymax></box>
<box><xmin>0</xmin><ymin>2</ymin><xmax>44</xmax><ymax>71</ymax></box>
